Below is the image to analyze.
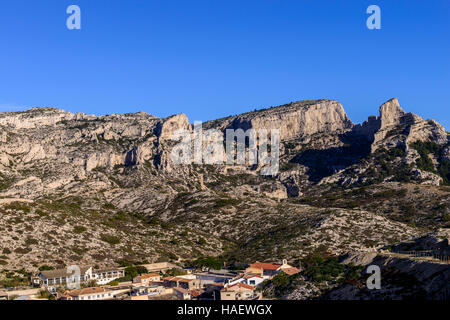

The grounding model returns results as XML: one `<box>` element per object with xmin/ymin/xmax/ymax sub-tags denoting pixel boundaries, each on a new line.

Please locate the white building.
<box><xmin>39</xmin><ymin>266</ymin><xmax>93</xmax><ymax>289</ymax></box>
<box><xmin>227</xmin><ymin>274</ymin><xmax>267</xmax><ymax>287</ymax></box>
<box><xmin>91</xmin><ymin>268</ymin><xmax>125</xmax><ymax>285</ymax></box>
<box><xmin>39</xmin><ymin>266</ymin><xmax>124</xmax><ymax>288</ymax></box>
<box><xmin>61</xmin><ymin>287</ymin><xmax>114</xmax><ymax>300</ymax></box>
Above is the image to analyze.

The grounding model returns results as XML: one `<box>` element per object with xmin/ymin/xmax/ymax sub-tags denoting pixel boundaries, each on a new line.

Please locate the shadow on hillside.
<box><xmin>291</xmin><ymin>132</ymin><xmax>371</xmax><ymax>183</ymax></box>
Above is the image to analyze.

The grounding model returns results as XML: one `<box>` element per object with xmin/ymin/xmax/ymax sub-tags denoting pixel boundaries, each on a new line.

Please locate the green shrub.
<box><xmin>124</xmin><ymin>265</ymin><xmax>149</xmax><ymax>279</ymax></box>
<box><xmin>36</xmin><ymin>210</ymin><xmax>48</xmax><ymax>217</ymax></box>
<box><xmin>25</xmin><ymin>237</ymin><xmax>38</xmax><ymax>246</ymax></box>
<box><xmin>164</xmin><ymin>267</ymin><xmax>187</xmax><ymax>277</ymax></box>
<box><xmin>100</xmin><ymin>234</ymin><xmax>121</xmax><ymax>245</ymax></box>
<box><xmin>194</xmin><ymin>256</ymin><xmax>222</xmax><ymax>270</ymax></box>
<box><xmin>302</xmin><ymin>254</ymin><xmax>345</xmax><ymax>283</ymax></box>
<box><xmin>38</xmin><ymin>290</ymin><xmax>55</xmax><ymax>300</ymax></box>
<box><xmin>262</xmin><ymin>271</ymin><xmax>301</xmax><ymax>298</ymax></box>
<box><xmin>102</xmin><ymin>203</ymin><xmax>116</xmax><ymax>210</ymax></box>
<box><xmin>214</xmin><ymin>198</ymin><xmax>238</xmax><ymax>208</ymax></box>
<box><xmin>74</xmin><ymin>226</ymin><xmax>87</xmax><ymax>234</ymax></box>
<box><xmin>410</xmin><ymin>141</ymin><xmax>438</xmax><ymax>173</ymax></box>
<box><xmin>438</xmin><ymin>161</ymin><xmax>450</xmax><ymax>185</ymax></box>
<box><xmin>4</xmin><ymin>202</ymin><xmax>31</xmax><ymax>213</ymax></box>
<box><xmin>14</xmin><ymin>247</ymin><xmax>32</xmax><ymax>254</ymax></box>
<box><xmin>196</xmin><ymin>237</ymin><xmax>207</xmax><ymax>246</ymax></box>
<box><xmin>39</xmin><ymin>265</ymin><xmax>54</xmax><ymax>271</ymax></box>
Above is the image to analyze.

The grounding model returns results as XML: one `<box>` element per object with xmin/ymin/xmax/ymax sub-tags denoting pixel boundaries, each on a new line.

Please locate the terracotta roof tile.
<box><xmin>66</xmin><ymin>287</ymin><xmax>111</xmax><ymax>297</ymax></box>
<box><xmin>249</xmin><ymin>262</ymin><xmax>281</xmax><ymax>270</ymax></box>
<box><xmin>280</xmin><ymin>267</ymin><xmax>301</xmax><ymax>275</ymax></box>
<box><xmin>136</xmin><ymin>273</ymin><xmax>160</xmax><ymax>279</ymax></box>
<box><xmin>223</xmin><ymin>283</ymin><xmax>255</xmax><ymax>291</ymax></box>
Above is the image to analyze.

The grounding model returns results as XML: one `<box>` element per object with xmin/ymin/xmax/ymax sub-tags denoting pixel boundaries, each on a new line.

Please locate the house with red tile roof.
<box><xmin>277</xmin><ymin>259</ymin><xmax>301</xmax><ymax>275</ymax></box>
<box><xmin>278</xmin><ymin>266</ymin><xmax>301</xmax><ymax>276</ymax></box>
<box><xmin>133</xmin><ymin>273</ymin><xmax>161</xmax><ymax>286</ymax></box>
<box><xmin>220</xmin><ymin>283</ymin><xmax>256</xmax><ymax>300</ymax></box>
<box><xmin>245</xmin><ymin>262</ymin><xmax>282</xmax><ymax>277</ymax></box>
<box><xmin>61</xmin><ymin>287</ymin><xmax>114</xmax><ymax>300</ymax></box>
<box><xmin>245</xmin><ymin>259</ymin><xmax>301</xmax><ymax>278</ymax></box>
<box><xmin>163</xmin><ymin>276</ymin><xmax>197</xmax><ymax>290</ymax></box>
<box><xmin>189</xmin><ymin>289</ymin><xmax>205</xmax><ymax>300</ymax></box>
<box><xmin>228</xmin><ymin>274</ymin><xmax>266</xmax><ymax>287</ymax></box>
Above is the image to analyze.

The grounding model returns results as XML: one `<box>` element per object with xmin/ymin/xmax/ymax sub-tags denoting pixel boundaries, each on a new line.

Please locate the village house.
<box><xmin>61</xmin><ymin>287</ymin><xmax>114</xmax><ymax>300</ymax></box>
<box><xmin>133</xmin><ymin>273</ymin><xmax>161</xmax><ymax>286</ymax></box>
<box><xmin>245</xmin><ymin>260</ymin><xmax>300</xmax><ymax>278</ymax></box>
<box><xmin>277</xmin><ymin>259</ymin><xmax>301</xmax><ymax>275</ymax></box>
<box><xmin>189</xmin><ymin>289</ymin><xmax>205</xmax><ymax>300</ymax></box>
<box><xmin>245</xmin><ymin>262</ymin><xmax>281</xmax><ymax>277</ymax></box>
<box><xmin>279</xmin><ymin>266</ymin><xmax>301</xmax><ymax>276</ymax></box>
<box><xmin>163</xmin><ymin>276</ymin><xmax>198</xmax><ymax>290</ymax></box>
<box><xmin>220</xmin><ymin>283</ymin><xmax>256</xmax><ymax>300</ymax></box>
<box><xmin>228</xmin><ymin>274</ymin><xmax>266</xmax><ymax>287</ymax></box>
<box><xmin>203</xmin><ymin>282</ymin><xmax>224</xmax><ymax>300</ymax></box>
<box><xmin>130</xmin><ymin>284</ymin><xmax>165</xmax><ymax>300</ymax></box>
<box><xmin>91</xmin><ymin>268</ymin><xmax>125</xmax><ymax>285</ymax></box>
<box><xmin>39</xmin><ymin>266</ymin><xmax>124</xmax><ymax>288</ymax></box>
<box><xmin>194</xmin><ymin>271</ymin><xmax>234</xmax><ymax>284</ymax></box>
<box><xmin>173</xmin><ymin>287</ymin><xmax>191</xmax><ymax>300</ymax></box>
<box><xmin>39</xmin><ymin>266</ymin><xmax>93</xmax><ymax>288</ymax></box>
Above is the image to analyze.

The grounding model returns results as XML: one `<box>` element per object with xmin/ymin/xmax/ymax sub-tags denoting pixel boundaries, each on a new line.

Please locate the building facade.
<box><xmin>61</xmin><ymin>287</ymin><xmax>114</xmax><ymax>300</ymax></box>
<box><xmin>39</xmin><ymin>266</ymin><xmax>125</xmax><ymax>288</ymax></box>
<box><xmin>91</xmin><ymin>268</ymin><xmax>125</xmax><ymax>285</ymax></box>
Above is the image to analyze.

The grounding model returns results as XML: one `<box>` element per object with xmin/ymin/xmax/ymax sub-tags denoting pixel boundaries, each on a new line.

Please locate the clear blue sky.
<box><xmin>0</xmin><ymin>0</ymin><xmax>449</xmax><ymax>128</ymax></box>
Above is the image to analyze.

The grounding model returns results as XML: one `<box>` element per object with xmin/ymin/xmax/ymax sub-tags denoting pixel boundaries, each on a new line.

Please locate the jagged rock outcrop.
<box><xmin>223</xmin><ymin>100</ymin><xmax>353</xmax><ymax>141</ymax></box>
<box><xmin>411</xmin><ymin>168</ymin><xmax>443</xmax><ymax>186</ymax></box>
<box><xmin>155</xmin><ymin>113</ymin><xmax>190</xmax><ymax>140</ymax></box>
<box><xmin>379</xmin><ymin>98</ymin><xmax>406</xmax><ymax>128</ymax></box>
<box><xmin>353</xmin><ymin>98</ymin><xmax>448</xmax><ymax>152</ymax></box>
<box><xmin>85</xmin><ymin>152</ymin><xmax>124</xmax><ymax>172</ymax></box>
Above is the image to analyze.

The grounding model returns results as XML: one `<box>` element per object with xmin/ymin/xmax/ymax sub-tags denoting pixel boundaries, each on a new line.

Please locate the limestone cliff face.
<box><xmin>224</xmin><ymin>100</ymin><xmax>353</xmax><ymax>141</ymax></box>
<box><xmin>0</xmin><ymin>98</ymin><xmax>447</xmax><ymax>198</ymax></box>
<box><xmin>155</xmin><ymin>113</ymin><xmax>190</xmax><ymax>140</ymax></box>
<box><xmin>379</xmin><ymin>98</ymin><xmax>405</xmax><ymax>128</ymax></box>
<box><xmin>0</xmin><ymin>107</ymin><xmax>93</xmax><ymax>129</ymax></box>
<box><xmin>353</xmin><ymin>98</ymin><xmax>448</xmax><ymax>152</ymax></box>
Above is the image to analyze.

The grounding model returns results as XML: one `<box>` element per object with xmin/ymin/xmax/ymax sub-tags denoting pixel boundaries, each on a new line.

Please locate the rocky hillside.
<box><xmin>0</xmin><ymin>98</ymin><xmax>448</xmax><ymax>273</ymax></box>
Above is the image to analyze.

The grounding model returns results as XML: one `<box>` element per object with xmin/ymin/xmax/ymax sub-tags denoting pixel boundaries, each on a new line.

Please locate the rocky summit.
<box><xmin>0</xmin><ymin>98</ymin><xmax>449</xmax><ymax>298</ymax></box>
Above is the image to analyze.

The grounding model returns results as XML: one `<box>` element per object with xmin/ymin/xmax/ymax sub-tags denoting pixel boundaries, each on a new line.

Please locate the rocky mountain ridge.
<box><xmin>0</xmin><ymin>98</ymin><xmax>448</xmax><ymax>274</ymax></box>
